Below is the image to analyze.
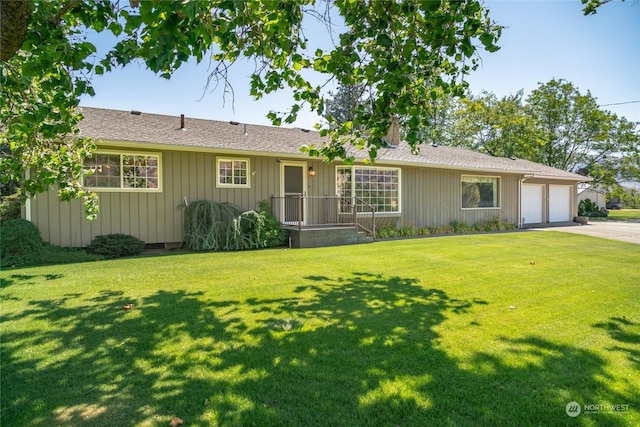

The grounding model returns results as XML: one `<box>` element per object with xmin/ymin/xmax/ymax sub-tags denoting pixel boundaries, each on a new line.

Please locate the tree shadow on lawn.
<box><xmin>0</xmin><ymin>273</ymin><xmax>64</xmax><ymax>289</ymax></box>
<box><xmin>593</xmin><ymin>317</ymin><xmax>640</xmax><ymax>369</ymax></box>
<box><xmin>1</xmin><ymin>273</ymin><xmax>634</xmax><ymax>426</ymax></box>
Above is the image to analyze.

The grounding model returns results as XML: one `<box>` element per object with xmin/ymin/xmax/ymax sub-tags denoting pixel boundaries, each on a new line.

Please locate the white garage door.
<box><xmin>521</xmin><ymin>184</ymin><xmax>544</xmax><ymax>224</ymax></box>
<box><xmin>549</xmin><ymin>185</ymin><xmax>572</xmax><ymax>222</ymax></box>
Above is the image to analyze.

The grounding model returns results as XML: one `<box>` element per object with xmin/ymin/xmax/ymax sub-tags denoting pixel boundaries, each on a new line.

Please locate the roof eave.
<box><xmin>526</xmin><ymin>174</ymin><xmax>593</xmax><ymax>182</ymax></box>
<box><xmin>92</xmin><ymin>138</ymin><xmax>312</xmax><ymax>160</ymax></box>
<box><xmin>91</xmin><ymin>138</ymin><xmax>592</xmax><ymax>180</ymax></box>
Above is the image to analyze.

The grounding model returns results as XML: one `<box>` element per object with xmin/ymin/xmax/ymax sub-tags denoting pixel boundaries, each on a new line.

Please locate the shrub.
<box><xmin>450</xmin><ymin>220</ymin><xmax>474</xmax><ymax>233</ymax></box>
<box><xmin>578</xmin><ymin>198</ymin><xmax>600</xmax><ymax>216</ymax></box>
<box><xmin>0</xmin><ymin>193</ymin><xmax>22</xmax><ymax>223</ymax></box>
<box><xmin>398</xmin><ymin>223</ymin><xmax>415</xmax><ymax>237</ymax></box>
<box><xmin>183</xmin><ymin>200</ymin><xmax>243</xmax><ymax>251</ymax></box>
<box><xmin>375</xmin><ymin>227</ymin><xmax>400</xmax><ymax>239</ymax></box>
<box><xmin>86</xmin><ymin>234</ymin><xmax>145</xmax><ymax>259</ymax></box>
<box><xmin>1</xmin><ymin>218</ymin><xmax>45</xmax><ymax>259</ymax></box>
<box><xmin>257</xmin><ymin>200</ymin><xmax>287</xmax><ymax>248</ymax></box>
<box><xmin>416</xmin><ymin>227</ymin><xmax>431</xmax><ymax>236</ymax></box>
<box><xmin>431</xmin><ymin>225</ymin><xmax>454</xmax><ymax>235</ymax></box>
<box><xmin>589</xmin><ymin>209</ymin><xmax>608</xmax><ymax>218</ymax></box>
<box><xmin>1</xmin><ymin>218</ymin><xmax>98</xmax><ymax>268</ymax></box>
<box><xmin>374</xmin><ymin>217</ymin><xmax>514</xmax><ymax>239</ymax></box>
<box><xmin>474</xmin><ymin>217</ymin><xmax>516</xmax><ymax>232</ymax></box>
<box><xmin>578</xmin><ymin>198</ymin><xmax>608</xmax><ymax>217</ymax></box>
<box><xmin>2</xmin><ymin>246</ymin><xmax>98</xmax><ymax>268</ymax></box>
<box><xmin>183</xmin><ymin>200</ymin><xmax>287</xmax><ymax>251</ymax></box>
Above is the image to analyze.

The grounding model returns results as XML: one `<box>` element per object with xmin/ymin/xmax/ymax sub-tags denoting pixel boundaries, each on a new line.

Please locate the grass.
<box><xmin>591</xmin><ymin>209</ymin><xmax>640</xmax><ymax>221</ymax></box>
<box><xmin>1</xmin><ymin>232</ymin><xmax>639</xmax><ymax>426</ymax></box>
<box><xmin>608</xmin><ymin>209</ymin><xmax>640</xmax><ymax>221</ymax></box>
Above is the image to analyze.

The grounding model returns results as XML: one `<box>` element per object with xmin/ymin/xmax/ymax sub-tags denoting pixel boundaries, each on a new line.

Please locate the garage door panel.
<box><xmin>549</xmin><ymin>185</ymin><xmax>572</xmax><ymax>222</ymax></box>
<box><xmin>522</xmin><ymin>184</ymin><xmax>543</xmax><ymax>224</ymax></box>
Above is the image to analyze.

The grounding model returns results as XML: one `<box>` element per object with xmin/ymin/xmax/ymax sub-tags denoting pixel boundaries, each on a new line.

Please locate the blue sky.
<box><xmin>80</xmin><ymin>1</ymin><xmax>640</xmax><ymax>128</ymax></box>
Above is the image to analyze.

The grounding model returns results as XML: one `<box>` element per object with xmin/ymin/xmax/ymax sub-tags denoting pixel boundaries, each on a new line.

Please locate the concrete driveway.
<box><xmin>535</xmin><ymin>221</ymin><xmax>640</xmax><ymax>245</ymax></box>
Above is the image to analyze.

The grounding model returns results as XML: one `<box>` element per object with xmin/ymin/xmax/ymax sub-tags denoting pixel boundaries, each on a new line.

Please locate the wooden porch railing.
<box><xmin>270</xmin><ymin>195</ymin><xmax>375</xmax><ymax>239</ymax></box>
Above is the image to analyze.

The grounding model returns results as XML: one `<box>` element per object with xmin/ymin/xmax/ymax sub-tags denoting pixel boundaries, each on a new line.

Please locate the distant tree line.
<box><xmin>326</xmin><ymin>78</ymin><xmax>639</xmax><ymax>193</ymax></box>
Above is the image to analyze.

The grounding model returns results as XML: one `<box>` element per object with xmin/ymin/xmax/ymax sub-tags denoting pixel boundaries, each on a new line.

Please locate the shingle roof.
<box><xmin>78</xmin><ymin>107</ymin><xmax>588</xmax><ymax>181</ymax></box>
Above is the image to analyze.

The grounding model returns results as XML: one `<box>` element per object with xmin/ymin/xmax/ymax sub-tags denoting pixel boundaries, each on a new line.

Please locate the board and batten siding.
<box><xmin>30</xmin><ymin>148</ymin><xmax>331</xmax><ymax>247</ymax></box>
<box><xmin>28</xmin><ymin>146</ymin><xmax>568</xmax><ymax>248</ymax></box>
<box><xmin>399</xmin><ymin>167</ymin><xmax>522</xmax><ymax>228</ymax></box>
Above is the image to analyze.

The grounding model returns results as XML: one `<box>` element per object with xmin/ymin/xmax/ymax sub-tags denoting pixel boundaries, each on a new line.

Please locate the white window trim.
<box><xmin>83</xmin><ymin>150</ymin><xmax>162</xmax><ymax>192</ymax></box>
<box><xmin>336</xmin><ymin>165</ymin><xmax>402</xmax><ymax>214</ymax></box>
<box><xmin>461</xmin><ymin>174</ymin><xmax>501</xmax><ymax>210</ymax></box>
<box><xmin>216</xmin><ymin>157</ymin><xmax>251</xmax><ymax>188</ymax></box>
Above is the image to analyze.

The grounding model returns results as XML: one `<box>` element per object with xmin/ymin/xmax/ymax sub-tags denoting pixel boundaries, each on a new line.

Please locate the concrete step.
<box><xmin>357</xmin><ymin>231</ymin><xmax>374</xmax><ymax>244</ymax></box>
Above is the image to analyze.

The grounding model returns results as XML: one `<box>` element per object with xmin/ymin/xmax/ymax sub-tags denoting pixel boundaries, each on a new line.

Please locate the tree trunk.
<box><xmin>1</xmin><ymin>0</ymin><xmax>32</xmax><ymax>62</ymax></box>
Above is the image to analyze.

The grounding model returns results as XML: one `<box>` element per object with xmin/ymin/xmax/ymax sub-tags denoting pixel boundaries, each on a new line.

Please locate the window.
<box><xmin>217</xmin><ymin>158</ymin><xmax>250</xmax><ymax>188</ymax></box>
<box><xmin>83</xmin><ymin>152</ymin><xmax>161</xmax><ymax>191</ymax></box>
<box><xmin>337</xmin><ymin>166</ymin><xmax>400</xmax><ymax>213</ymax></box>
<box><xmin>462</xmin><ymin>175</ymin><xmax>499</xmax><ymax>209</ymax></box>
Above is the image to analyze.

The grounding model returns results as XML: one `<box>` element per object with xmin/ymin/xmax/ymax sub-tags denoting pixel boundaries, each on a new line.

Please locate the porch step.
<box><xmin>358</xmin><ymin>231</ymin><xmax>374</xmax><ymax>244</ymax></box>
<box><xmin>286</xmin><ymin>227</ymin><xmax>373</xmax><ymax>248</ymax></box>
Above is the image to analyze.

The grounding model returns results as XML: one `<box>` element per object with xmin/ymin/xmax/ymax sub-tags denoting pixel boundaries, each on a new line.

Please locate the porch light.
<box><xmin>308</xmin><ymin>166</ymin><xmax>316</xmax><ymax>177</ymax></box>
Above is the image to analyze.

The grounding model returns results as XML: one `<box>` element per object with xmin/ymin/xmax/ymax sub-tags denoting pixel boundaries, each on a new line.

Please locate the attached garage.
<box><xmin>520</xmin><ymin>179</ymin><xmax>579</xmax><ymax>227</ymax></box>
<box><xmin>549</xmin><ymin>185</ymin><xmax>573</xmax><ymax>222</ymax></box>
<box><xmin>521</xmin><ymin>184</ymin><xmax>544</xmax><ymax>225</ymax></box>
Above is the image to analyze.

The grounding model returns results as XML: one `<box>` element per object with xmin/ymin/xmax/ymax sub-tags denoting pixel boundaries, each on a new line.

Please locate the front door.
<box><xmin>281</xmin><ymin>162</ymin><xmax>307</xmax><ymax>225</ymax></box>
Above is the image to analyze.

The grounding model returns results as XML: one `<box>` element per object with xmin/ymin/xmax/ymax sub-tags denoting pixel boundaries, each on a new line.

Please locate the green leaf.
<box><xmin>376</xmin><ymin>34</ymin><xmax>393</xmax><ymax>48</ymax></box>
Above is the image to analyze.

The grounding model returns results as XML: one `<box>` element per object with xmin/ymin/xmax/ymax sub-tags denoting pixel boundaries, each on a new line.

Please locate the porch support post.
<box><xmin>352</xmin><ymin>197</ymin><xmax>357</xmax><ymax>226</ymax></box>
<box><xmin>297</xmin><ymin>194</ymin><xmax>302</xmax><ymax>231</ymax></box>
<box><xmin>372</xmin><ymin>209</ymin><xmax>375</xmax><ymax>241</ymax></box>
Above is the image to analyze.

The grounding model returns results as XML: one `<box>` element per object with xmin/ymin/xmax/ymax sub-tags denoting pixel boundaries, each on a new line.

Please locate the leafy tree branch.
<box><xmin>2</xmin><ymin>0</ymin><xmax>502</xmax><ymax>219</ymax></box>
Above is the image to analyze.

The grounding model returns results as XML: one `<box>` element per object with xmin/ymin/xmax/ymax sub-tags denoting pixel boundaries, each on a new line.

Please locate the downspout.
<box><xmin>517</xmin><ymin>177</ymin><xmax>523</xmax><ymax>229</ymax></box>
<box><xmin>518</xmin><ymin>174</ymin><xmax>535</xmax><ymax>229</ymax></box>
<box><xmin>24</xmin><ymin>169</ymin><xmax>32</xmax><ymax>222</ymax></box>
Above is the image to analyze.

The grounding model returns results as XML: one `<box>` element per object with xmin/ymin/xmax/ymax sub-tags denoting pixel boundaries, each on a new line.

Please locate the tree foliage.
<box><xmin>1</xmin><ymin>0</ymin><xmax>501</xmax><ymax>219</ymax></box>
<box><xmin>324</xmin><ymin>83</ymin><xmax>370</xmax><ymax>128</ymax></box>
<box><xmin>450</xmin><ymin>91</ymin><xmax>540</xmax><ymax>159</ymax></box>
<box><xmin>610</xmin><ymin>186</ymin><xmax>640</xmax><ymax>209</ymax></box>
<box><xmin>527</xmin><ymin>79</ymin><xmax>639</xmax><ymax>186</ymax></box>
<box><xmin>581</xmin><ymin>0</ymin><xmax>618</xmax><ymax>15</ymax></box>
<box><xmin>439</xmin><ymin>79</ymin><xmax>639</xmax><ymax>187</ymax></box>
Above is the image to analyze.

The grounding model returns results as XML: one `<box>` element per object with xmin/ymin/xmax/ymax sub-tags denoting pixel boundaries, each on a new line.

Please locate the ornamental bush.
<box><xmin>578</xmin><ymin>198</ymin><xmax>608</xmax><ymax>217</ymax></box>
<box><xmin>257</xmin><ymin>200</ymin><xmax>288</xmax><ymax>248</ymax></box>
<box><xmin>86</xmin><ymin>234</ymin><xmax>145</xmax><ymax>259</ymax></box>
<box><xmin>182</xmin><ymin>200</ymin><xmax>287</xmax><ymax>252</ymax></box>
<box><xmin>1</xmin><ymin>218</ymin><xmax>44</xmax><ymax>259</ymax></box>
<box><xmin>1</xmin><ymin>218</ymin><xmax>98</xmax><ymax>268</ymax></box>
<box><xmin>375</xmin><ymin>217</ymin><xmax>515</xmax><ymax>239</ymax></box>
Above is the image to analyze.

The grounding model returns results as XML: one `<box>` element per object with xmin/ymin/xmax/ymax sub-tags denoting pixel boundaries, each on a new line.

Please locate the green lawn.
<box><xmin>591</xmin><ymin>209</ymin><xmax>640</xmax><ymax>221</ymax></box>
<box><xmin>1</xmin><ymin>232</ymin><xmax>638</xmax><ymax>426</ymax></box>
<box><xmin>608</xmin><ymin>209</ymin><xmax>640</xmax><ymax>221</ymax></box>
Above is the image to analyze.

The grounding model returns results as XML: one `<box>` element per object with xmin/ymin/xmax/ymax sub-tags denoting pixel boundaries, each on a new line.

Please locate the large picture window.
<box><xmin>337</xmin><ymin>166</ymin><xmax>400</xmax><ymax>213</ymax></box>
<box><xmin>462</xmin><ymin>175</ymin><xmax>500</xmax><ymax>209</ymax></box>
<box><xmin>217</xmin><ymin>158</ymin><xmax>250</xmax><ymax>188</ymax></box>
<box><xmin>84</xmin><ymin>152</ymin><xmax>161</xmax><ymax>191</ymax></box>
